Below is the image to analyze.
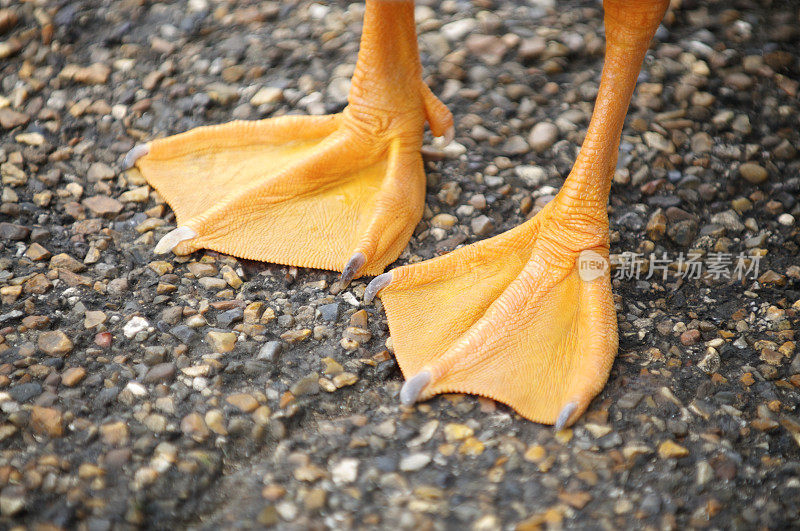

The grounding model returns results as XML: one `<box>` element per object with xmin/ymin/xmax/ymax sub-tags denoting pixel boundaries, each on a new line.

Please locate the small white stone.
<box><xmin>778</xmin><ymin>213</ymin><xmax>794</xmax><ymax>226</ymax></box>
<box><xmin>125</xmin><ymin>381</ymin><xmax>148</xmax><ymax>397</ymax></box>
<box><xmin>515</xmin><ymin>165</ymin><xmax>547</xmax><ymax>187</ymax></box>
<box><xmin>250</xmin><ymin>87</ymin><xmax>283</xmax><ymax>106</ymax></box>
<box><xmin>123</xmin><ymin>316</ymin><xmax>150</xmax><ymax>338</ymax></box>
<box><xmin>275</xmin><ymin>501</ymin><xmax>298</xmax><ymax>521</ymax></box>
<box><xmin>331</xmin><ymin>458</ymin><xmax>359</xmax><ymax>485</ymax></box>
<box><xmin>399</xmin><ymin>453</ymin><xmax>431</xmax><ymax>472</ymax></box>
<box><xmin>441</xmin><ymin>18</ymin><xmax>477</xmax><ymax>41</ymax></box>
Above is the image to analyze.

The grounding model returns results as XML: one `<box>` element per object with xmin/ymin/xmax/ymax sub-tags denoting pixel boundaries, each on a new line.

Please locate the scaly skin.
<box><xmin>373</xmin><ymin>0</ymin><xmax>670</xmax><ymax>428</ymax></box>
<box><xmin>125</xmin><ymin>0</ymin><xmax>451</xmax><ymax>279</ymax></box>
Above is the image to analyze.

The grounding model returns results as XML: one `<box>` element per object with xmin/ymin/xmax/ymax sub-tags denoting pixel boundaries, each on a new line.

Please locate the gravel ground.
<box><xmin>1</xmin><ymin>0</ymin><xmax>800</xmax><ymax>529</ymax></box>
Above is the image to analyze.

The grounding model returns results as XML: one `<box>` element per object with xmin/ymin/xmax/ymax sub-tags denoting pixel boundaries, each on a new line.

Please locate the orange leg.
<box><xmin>368</xmin><ymin>0</ymin><xmax>670</xmax><ymax>428</ymax></box>
<box><xmin>122</xmin><ymin>1</ymin><xmax>452</xmax><ymax>281</ymax></box>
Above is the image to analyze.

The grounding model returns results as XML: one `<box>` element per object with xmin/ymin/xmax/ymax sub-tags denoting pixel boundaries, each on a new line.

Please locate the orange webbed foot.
<box><xmin>122</xmin><ymin>112</ymin><xmax>437</xmax><ymax>279</ymax></box>
<box><xmin>368</xmin><ymin>204</ymin><xmax>617</xmax><ymax>428</ymax></box>
<box><xmin>122</xmin><ymin>0</ymin><xmax>453</xmax><ymax>281</ymax></box>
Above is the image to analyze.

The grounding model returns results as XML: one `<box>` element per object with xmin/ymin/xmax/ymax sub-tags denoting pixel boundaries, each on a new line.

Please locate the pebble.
<box><xmin>471</xmin><ymin>215</ymin><xmax>495</xmax><ymax>236</ymax></box>
<box><xmin>15</xmin><ymin>132</ymin><xmax>44</xmax><ymax>146</ymax></box>
<box><xmin>62</xmin><ymin>367</ymin><xmax>86</xmax><ymax>386</ymax></box>
<box><xmin>87</xmin><ymin>162</ymin><xmax>115</xmax><ymax>182</ymax></box>
<box><xmin>332</xmin><ymin>373</ymin><xmax>358</xmax><ymax>388</ymax></box>
<box><xmin>0</xmin><ymin>222</ymin><xmax>30</xmax><ymax>240</ymax></box>
<box><xmin>291</xmin><ymin>372</ymin><xmax>320</xmax><ymax>396</ymax></box>
<box><xmin>691</xmin><ymin>132</ymin><xmax>713</xmax><ymax>153</ymax></box>
<box><xmin>528</xmin><ymin>122</ymin><xmax>559</xmax><ymax>152</ymax></box>
<box><xmin>465</xmin><ymin>34</ymin><xmax>509</xmax><ymax>66</ymax></box>
<box><xmin>739</xmin><ymin>162</ymin><xmax>768</xmax><ymax>184</ymax></box>
<box><xmin>680</xmin><ymin>329</ymin><xmax>701</xmax><ymax>346</ymax></box>
<box><xmin>438</xmin><ymin>182</ymin><xmax>461</xmax><ymax>206</ymax></box>
<box><xmin>317</xmin><ymin>303</ymin><xmax>340</xmax><ymax>322</ymax></box>
<box><xmin>217</xmin><ymin>308</ymin><xmax>243</xmax><ymax>327</ymax></box>
<box><xmin>226</xmin><ymin>393</ymin><xmax>259</xmax><ymax>413</ymax></box>
<box><xmin>658</xmin><ymin>440</ymin><xmax>689</xmax><ymax>459</ymax></box>
<box><xmin>100</xmin><ymin>421</ymin><xmax>129</xmax><ymax>446</ymax></box>
<box><xmin>24</xmin><ymin>274</ymin><xmax>53</xmax><ymax>294</ymax></box>
<box><xmin>24</xmin><ymin>243</ymin><xmax>51</xmax><ymax>261</ymax></box>
<box><xmin>206</xmin><ymin>330</ymin><xmax>237</xmax><ymax>352</ymax></box>
<box><xmin>643</xmin><ymin>132</ymin><xmax>675</xmax><ymax>153</ymax></box>
<box><xmin>0</xmin><ymin>486</ymin><xmax>26</xmax><ymax>516</ymax></box>
<box><xmin>646</xmin><ymin>210</ymin><xmax>667</xmax><ymax>240</ymax></box>
<box><xmin>123</xmin><ymin>316</ymin><xmax>150</xmax><ymax>338</ymax></box>
<box><xmin>50</xmin><ymin>253</ymin><xmax>85</xmax><ymax>272</ymax></box>
<box><xmin>250</xmin><ymin>87</ymin><xmax>283</xmax><ymax>106</ymax></box>
<box><xmin>667</xmin><ymin>219</ymin><xmax>698</xmax><ymax>246</ymax></box>
<box><xmin>257</xmin><ymin>341</ymin><xmax>283</xmax><ymax>362</ymax></box>
<box><xmin>188</xmin><ymin>262</ymin><xmax>218</xmax><ymax>277</ymax></box>
<box><xmin>143</xmin><ymin>363</ymin><xmax>176</xmax><ymax>384</ymax></box>
<box><xmin>83</xmin><ymin>195</ymin><xmax>124</xmax><ymax>216</ymax></box>
<box><xmin>281</xmin><ymin>329</ymin><xmax>311</xmax><ymax>343</ymax></box>
<box><xmin>0</xmin><ymin>108</ymin><xmax>29</xmax><ymax>129</ymax></box>
<box><xmin>107</xmin><ymin>278</ymin><xmax>129</xmax><ymax>296</ymax></box>
<box><xmin>399</xmin><ymin>453</ymin><xmax>431</xmax><ymax>472</ymax></box>
<box><xmin>30</xmin><ymin>406</ymin><xmax>63</xmax><ymax>437</ymax></box>
<box><xmin>710</xmin><ymin>210</ymin><xmax>745</xmax><ymax>232</ymax></box>
<box><xmin>120</xmin><ymin>186</ymin><xmax>150</xmax><ymax>203</ymax></box>
<box><xmin>441</xmin><ymin>18</ymin><xmax>476</xmax><ymax>41</ymax></box>
<box><xmin>503</xmin><ymin>135</ymin><xmax>529</xmax><ymax>155</ymax></box>
<box><xmin>221</xmin><ymin>266</ymin><xmax>243</xmax><ymax>288</ymax></box>
<box><xmin>181</xmin><ymin>413</ymin><xmax>209</xmax><ymax>442</ymax></box>
<box><xmin>331</xmin><ymin>458</ymin><xmax>359</xmax><ymax>485</ymax></box>
<box><xmin>9</xmin><ymin>382</ymin><xmax>42</xmax><ymax>403</ymax></box>
<box><xmin>37</xmin><ymin>330</ymin><xmax>73</xmax><ymax>356</ymax></box>
<box><xmin>444</xmin><ymin>423</ymin><xmax>474</xmax><ymax>442</ymax></box>
<box><xmin>431</xmin><ymin>213</ymin><xmax>458</xmax><ymax>229</ymax></box>
<box><xmin>205</xmin><ymin>410</ymin><xmax>227</xmax><ymax>435</ymax></box>
<box><xmin>71</xmin><ymin>63</ymin><xmax>111</xmax><ymax>84</ymax></box>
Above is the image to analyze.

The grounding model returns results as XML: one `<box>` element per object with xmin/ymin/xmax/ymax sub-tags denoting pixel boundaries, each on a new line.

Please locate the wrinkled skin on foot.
<box><xmin>374</xmin><ymin>202</ymin><xmax>617</xmax><ymax>428</ymax></box>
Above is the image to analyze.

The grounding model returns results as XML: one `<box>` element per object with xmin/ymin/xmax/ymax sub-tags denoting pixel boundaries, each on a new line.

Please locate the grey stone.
<box><xmin>9</xmin><ymin>382</ymin><xmax>42</xmax><ymax>403</ymax></box>
<box><xmin>257</xmin><ymin>341</ymin><xmax>283</xmax><ymax>362</ymax></box>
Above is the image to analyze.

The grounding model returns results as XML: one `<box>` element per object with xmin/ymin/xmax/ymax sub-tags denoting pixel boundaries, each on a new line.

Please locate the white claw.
<box><xmin>364</xmin><ymin>272</ymin><xmax>392</xmax><ymax>304</ymax></box>
<box><xmin>440</xmin><ymin>125</ymin><xmax>455</xmax><ymax>147</ymax></box>
<box><xmin>400</xmin><ymin>370</ymin><xmax>431</xmax><ymax>406</ymax></box>
<box><xmin>554</xmin><ymin>401</ymin><xmax>578</xmax><ymax>432</ymax></box>
<box><xmin>121</xmin><ymin>143</ymin><xmax>150</xmax><ymax>170</ymax></box>
<box><xmin>340</xmin><ymin>252</ymin><xmax>365</xmax><ymax>285</ymax></box>
<box><xmin>154</xmin><ymin>226</ymin><xmax>197</xmax><ymax>255</ymax></box>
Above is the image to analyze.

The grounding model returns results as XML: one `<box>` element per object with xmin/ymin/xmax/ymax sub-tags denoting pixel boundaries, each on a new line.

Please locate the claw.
<box><xmin>365</xmin><ymin>272</ymin><xmax>392</xmax><ymax>304</ymax></box>
<box><xmin>154</xmin><ymin>226</ymin><xmax>198</xmax><ymax>255</ymax></box>
<box><xmin>340</xmin><ymin>252</ymin><xmax>366</xmax><ymax>285</ymax></box>
<box><xmin>554</xmin><ymin>401</ymin><xmax>578</xmax><ymax>432</ymax></box>
<box><xmin>399</xmin><ymin>370</ymin><xmax>431</xmax><ymax>406</ymax></box>
<box><xmin>440</xmin><ymin>125</ymin><xmax>455</xmax><ymax>147</ymax></box>
<box><xmin>121</xmin><ymin>143</ymin><xmax>150</xmax><ymax>170</ymax></box>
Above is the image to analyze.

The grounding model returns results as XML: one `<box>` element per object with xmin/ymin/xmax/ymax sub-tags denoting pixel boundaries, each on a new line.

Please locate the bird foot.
<box><xmin>123</xmin><ymin>0</ymin><xmax>453</xmax><ymax>279</ymax></box>
<box><xmin>368</xmin><ymin>203</ymin><xmax>617</xmax><ymax>428</ymax></box>
<box><xmin>123</xmin><ymin>101</ymin><xmax>448</xmax><ymax>277</ymax></box>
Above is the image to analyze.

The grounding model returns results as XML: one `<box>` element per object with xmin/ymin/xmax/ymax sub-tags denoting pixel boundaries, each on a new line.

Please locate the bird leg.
<box><xmin>123</xmin><ymin>0</ymin><xmax>452</xmax><ymax>281</ymax></box>
<box><xmin>369</xmin><ymin>0</ymin><xmax>669</xmax><ymax>428</ymax></box>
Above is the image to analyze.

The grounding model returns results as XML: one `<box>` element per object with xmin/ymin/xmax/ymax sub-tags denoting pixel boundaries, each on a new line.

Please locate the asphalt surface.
<box><xmin>1</xmin><ymin>0</ymin><xmax>799</xmax><ymax>529</ymax></box>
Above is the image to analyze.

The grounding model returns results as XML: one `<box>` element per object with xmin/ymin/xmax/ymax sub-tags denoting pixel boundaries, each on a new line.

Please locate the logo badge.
<box><xmin>577</xmin><ymin>250</ymin><xmax>609</xmax><ymax>282</ymax></box>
